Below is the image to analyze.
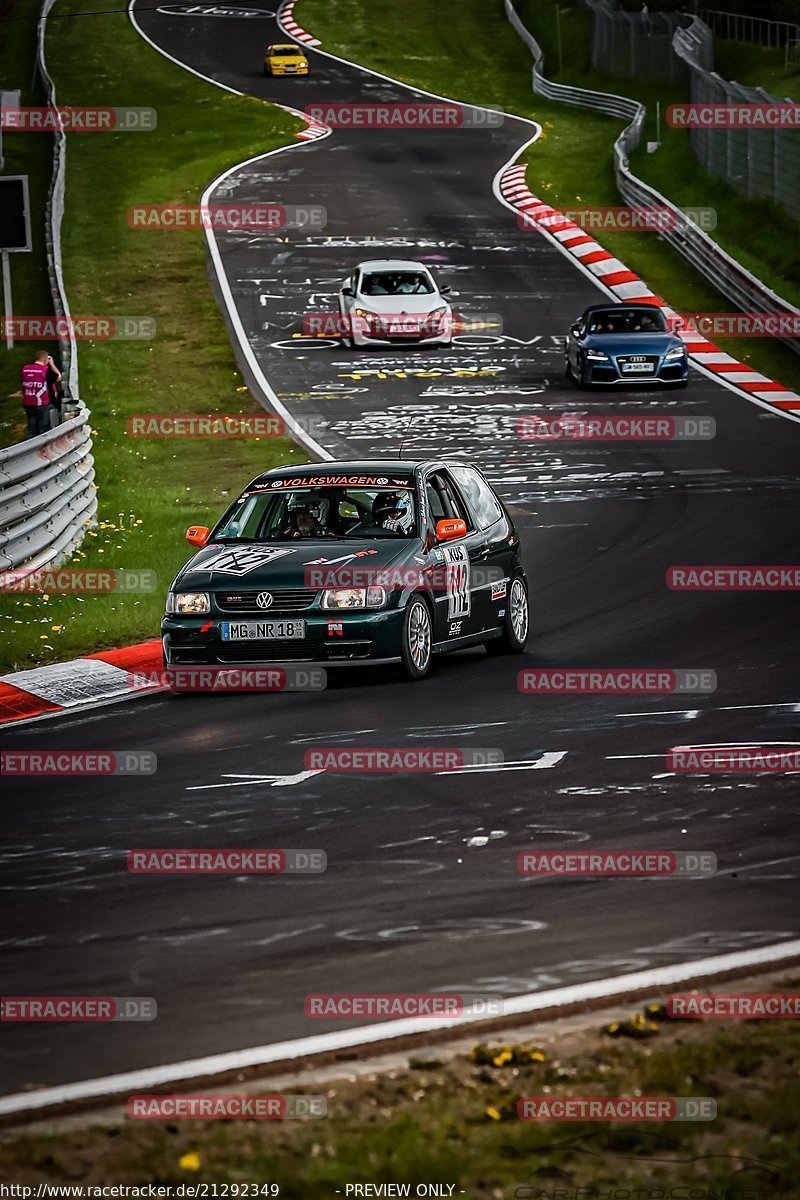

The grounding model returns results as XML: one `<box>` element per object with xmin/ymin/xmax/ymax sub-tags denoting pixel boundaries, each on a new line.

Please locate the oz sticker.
<box><xmin>442</xmin><ymin>543</ymin><xmax>470</xmax><ymax>620</ymax></box>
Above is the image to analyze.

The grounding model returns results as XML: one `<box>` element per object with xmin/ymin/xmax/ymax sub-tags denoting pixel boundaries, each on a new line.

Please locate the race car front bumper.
<box><xmin>162</xmin><ymin>607</ymin><xmax>406</xmax><ymax>667</ymax></box>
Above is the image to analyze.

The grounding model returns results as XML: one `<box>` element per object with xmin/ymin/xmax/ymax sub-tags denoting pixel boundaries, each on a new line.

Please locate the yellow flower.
<box><xmin>492</xmin><ymin>1049</ymin><xmax>513</xmax><ymax>1067</ymax></box>
<box><xmin>179</xmin><ymin>1153</ymin><xmax>201</xmax><ymax>1172</ymax></box>
<box><xmin>51</xmin><ymin>625</ymin><xmax>62</xmax><ymax>632</ymax></box>
<box><xmin>485</xmin><ymin>1106</ymin><xmax>501</xmax><ymax>1121</ymax></box>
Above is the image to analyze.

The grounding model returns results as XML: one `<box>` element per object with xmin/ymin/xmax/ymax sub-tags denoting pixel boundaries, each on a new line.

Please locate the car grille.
<box><xmin>615</xmin><ymin>354</ymin><xmax>659</xmax><ymax>374</ymax></box>
<box><xmin>215</xmin><ymin>589</ymin><xmax>316</xmax><ymax>613</ymax></box>
<box><xmin>216</xmin><ymin>641</ymin><xmax>318</xmax><ymax>663</ymax></box>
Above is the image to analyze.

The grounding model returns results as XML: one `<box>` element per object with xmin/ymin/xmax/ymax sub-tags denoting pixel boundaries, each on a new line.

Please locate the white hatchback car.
<box><xmin>338</xmin><ymin>259</ymin><xmax>453</xmax><ymax>348</ymax></box>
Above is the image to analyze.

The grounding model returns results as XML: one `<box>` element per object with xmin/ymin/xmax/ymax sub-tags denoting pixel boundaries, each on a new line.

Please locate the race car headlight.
<box><xmin>322</xmin><ymin>587</ymin><xmax>387</xmax><ymax>609</ymax></box>
<box><xmin>665</xmin><ymin>345</ymin><xmax>687</xmax><ymax>359</ymax></box>
<box><xmin>167</xmin><ymin>592</ymin><xmax>211</xmax><ymax>615</ymax></box>
<box><xmin>428</xmin><ymin>306</ymin><xmax>447</xmax><ymax>323</ymax></box>
<box><xmin>585</xmin><ymin>349</ymin><xmax>610</xmax><ymax>361</ymax></box>
<box><xmin>354</xmin><ymin>308</ymin><xmax>375</xmax><ymax>319</ymax></box>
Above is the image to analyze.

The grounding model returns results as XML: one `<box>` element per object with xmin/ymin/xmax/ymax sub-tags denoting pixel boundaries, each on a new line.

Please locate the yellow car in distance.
<box><xmin>264</xmin><ymin>43</ymin><xmax>310</xmax><ymax>77</ymax></box>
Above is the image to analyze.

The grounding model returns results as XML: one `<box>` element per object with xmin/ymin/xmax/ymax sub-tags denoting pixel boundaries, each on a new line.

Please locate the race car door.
<box><xmin>425</xmin><ymin>469</ymin><xmax>486</xmax><ymax>643</ymax></box>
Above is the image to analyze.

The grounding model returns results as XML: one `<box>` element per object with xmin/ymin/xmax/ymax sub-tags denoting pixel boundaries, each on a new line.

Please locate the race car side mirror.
<box><xmin>186</xmin><ymin>525</ymin><xmax>210</xmax><ymax>548</ymax></box>
<box><xmin>570</xmin><ymin>323</ymin><xmax>581</xmax><ymax>337</ymax></box>
<box><xmin>436</xmin><ymin>518</ymin><xmax>467</xmax><ymax>543</ymax></box>
<box><xmin>342</xmin><ymin>286</ymin><xmax>354</xmax><ymax>297</ymax></box>
<box><xmin>440</xmin><ymin>286</ymin><xmax>452</xmax><ymax>295</ymax></box>
<box><xmin>672</xmin><ymin>316</ymin><xmax>685</xmax><ymax>330</ymax></box>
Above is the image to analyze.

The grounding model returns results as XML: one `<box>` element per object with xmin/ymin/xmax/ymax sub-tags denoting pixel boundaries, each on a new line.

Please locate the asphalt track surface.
<box><xmin>2</xmin><ymin>3</ymin><xmax>799</xmax><ymax>1098</ymax></box>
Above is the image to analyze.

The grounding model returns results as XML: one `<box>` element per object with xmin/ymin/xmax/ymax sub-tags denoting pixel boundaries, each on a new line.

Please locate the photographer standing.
<box><xmin>20</xmin><ymin>350</ymin><xmax>62</xmax><ymax>438</ymax></box>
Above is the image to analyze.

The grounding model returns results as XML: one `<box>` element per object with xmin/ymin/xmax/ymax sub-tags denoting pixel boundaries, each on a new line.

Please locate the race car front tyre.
<box><xmin>486</xmin><ymin>576</ymin><xmax>529</xmax><ymax>655</ymax></box>
<box><xmin>401</xmin><ymin>597</ymin><xmax>433</xmax><ymax>680</ymax></box>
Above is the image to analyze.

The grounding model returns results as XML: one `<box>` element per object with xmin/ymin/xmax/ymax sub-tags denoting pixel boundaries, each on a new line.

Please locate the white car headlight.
<box><xmin>586</xmin><ymin>349</ymin><xmax>610</xmax><ymax>361</ymax></box>
<box><xmin>167</xmin><ymin>592</ymin><xmax>210</xmax><ymax>615</ymax></box>
<box><xmin>322</xmin><ymin>587</ymin><xmax>387</xmax><ymax>610</ymax></box>
<box><xmin>665</xmin><ymin>345</ymin><xmax>687</xmax><ymax>359</ymax></box>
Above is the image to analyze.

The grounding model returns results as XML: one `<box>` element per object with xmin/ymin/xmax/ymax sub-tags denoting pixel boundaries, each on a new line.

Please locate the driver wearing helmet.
<box><xmin>372</xmin><ymin>491</ymin><xmax>414</xmax><ymax>536</ymax></box>
<box><xmin>287</xmin><ymin>492</ymin><xmax>332</xmax><ymax>538</ymax></box>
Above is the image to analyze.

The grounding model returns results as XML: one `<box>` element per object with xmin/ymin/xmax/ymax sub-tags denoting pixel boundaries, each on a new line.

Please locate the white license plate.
<box><xmin>621</xmin><ymin>361</ymin><xmax>655</xmax><ymax>374</ymax></box>
<box><xmin>221</xmin><ymin>620</ymin><xmax>306</xmax><ymax>640</ymax></box>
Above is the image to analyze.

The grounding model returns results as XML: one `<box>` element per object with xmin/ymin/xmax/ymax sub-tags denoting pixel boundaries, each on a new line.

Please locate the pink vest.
<box><xmin>22</xmin><ymin>362</ymin><xmax>50</xmax><ymax>408</ymax></box>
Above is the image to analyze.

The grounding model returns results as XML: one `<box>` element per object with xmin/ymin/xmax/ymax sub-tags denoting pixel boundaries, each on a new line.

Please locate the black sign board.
<box><xmin>0</xmin><ymin>176</ymin><xmax>31</xmax><ymax>252</ymax></box>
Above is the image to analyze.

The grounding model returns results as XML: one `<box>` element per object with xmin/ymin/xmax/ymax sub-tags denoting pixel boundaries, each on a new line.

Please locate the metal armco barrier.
<box><xmin>0</xmin><ymin>0</ymin><xmax>98</xmax><ymax>578</ymax></box>
<box><xmin>504</xmin><ymin>0</ymin><xmax>800</xmax><ymax>357</ymax></box>
<box><xmin>0</xmin><ymin>414</ymin><xmax>96</xmax><ymax>573</ymax></box>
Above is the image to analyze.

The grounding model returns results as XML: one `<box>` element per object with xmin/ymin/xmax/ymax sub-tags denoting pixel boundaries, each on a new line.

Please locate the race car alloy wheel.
<box><xmin>402</xmin><ymin>597</ymin><xmax>432</xmax><ymax>680</ymax></box>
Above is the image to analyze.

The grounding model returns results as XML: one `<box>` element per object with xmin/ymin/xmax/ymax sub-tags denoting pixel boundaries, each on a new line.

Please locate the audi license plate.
<box><xmin>621</xmin><ymin>361</ymin><xmax>655</xmax><ymax>374</ymax></box>
<box><xmin>221</xmin><ymin>620</ymin><xmax>306</xmax><ymax>640</ymax></box>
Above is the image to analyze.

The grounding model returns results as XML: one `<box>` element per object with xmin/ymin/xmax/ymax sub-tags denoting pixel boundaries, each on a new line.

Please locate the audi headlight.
<box><xmin>354</xmin><ymin>308</ymin><xmax>375</xmax><ymax>318</ymax></box>
<box><xmin>166</xmin><ymin>592</ymin><xmax>210</xmax><ymax>615</ymax></box>
<box><xmin>322</xmin><ymin>587</ymin><xmax>387</xmax><ymax>609</ymax></box>
<box><xmin>666</xmin><ymin>345</ymin><xmax>687</xmax><ymax>359</ymax></box>
<box><xmin>586</xmin><ymin>349</ymin><xmax>610</xmax><ymax>361</ymax></box>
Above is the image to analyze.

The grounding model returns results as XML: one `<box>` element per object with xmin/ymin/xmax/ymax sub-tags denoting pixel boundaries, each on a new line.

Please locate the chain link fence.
<box><xmin>673</xmin><ymin>22</ymin><xmax>800</xmax><ymax>223</ymax></box>
<box><xmin>587</xmin><ymin>0</ymin><xmax>690</xmax><ymax>82</ymax></box>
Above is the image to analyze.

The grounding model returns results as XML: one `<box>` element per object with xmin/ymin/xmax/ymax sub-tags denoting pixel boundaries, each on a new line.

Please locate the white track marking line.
<box><xmin>436</xmin><ymin>752</ymin><xmax>567</xmax><ymax>774</ymax></box>
<box><xmin>616</xmin><ymin>701</ymin><xmax>800</xmax><ymax>717</ymax></box>
<box><xmin>2</xmin><ymin>939</ymin><xmax>798</xmax><ymax>1116</ymax></box>
<box><xmin>186</xmin><ymin>770</ymin><xmax>324</xmax><ymax>790</ymax></box>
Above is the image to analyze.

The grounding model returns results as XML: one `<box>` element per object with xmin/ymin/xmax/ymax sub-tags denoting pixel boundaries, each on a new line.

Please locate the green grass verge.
<box><xmin>1</xmin><ymin>1003</ymin><xmax>799</xmax><ymax>1191</ymax></box>
<box><xmin>714</xmin><ymin>37</ymin><xmax>800</xmax><ymax>101</ymax></box>
<box><xmin>0</xmin><ymin>0</ymin><xmax>309</xmax><ymax>673</ymax></box>
<box><xmin>0</xmin><ymin>0</ymin><xmax>61</xmax><ymax>450</ymax></box>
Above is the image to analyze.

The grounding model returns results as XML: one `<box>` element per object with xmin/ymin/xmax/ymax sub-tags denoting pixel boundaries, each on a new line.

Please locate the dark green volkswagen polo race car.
<box><xmin>162</xmin><ymin>459</ymin><xmax>529</xmax><ymax>681</ymax></box>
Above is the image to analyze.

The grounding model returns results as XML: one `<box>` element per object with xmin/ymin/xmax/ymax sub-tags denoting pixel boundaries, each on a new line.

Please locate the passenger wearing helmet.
<box><xmin>286</xmin><ymin>492</ymin><xmax>332</xmax><ymax>538</ymax></box>
<box><xmin>372</xmin><ymin>491</ymin><xmax>414</xmax><ymax>536</ymax></box>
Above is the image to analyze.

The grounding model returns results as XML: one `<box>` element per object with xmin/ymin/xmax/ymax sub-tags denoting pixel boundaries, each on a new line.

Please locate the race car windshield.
<box><xmin>587</xmin><ymin>309</ymin><xmax>668</xmax><ymax>335</ymax></box>
<box><xmin>272</xmin><ymin>46</ymin><xmax>301</xmax><ymax>55</ymax></box>
<box><xmin>215</xmin><ymin>485</ymin><xmax>418</xmax><ymax>541</ymax></box>
<box><xmin>360</xmin><ymin>272</ymin><xmax>434</xmax><ymax>296</ymax></box>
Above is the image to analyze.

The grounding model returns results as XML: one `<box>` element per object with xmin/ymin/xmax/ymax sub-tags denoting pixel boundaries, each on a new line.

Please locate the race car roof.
<box><xmin>356</xmin><ymin>260</ymin><xmax>432</xmax><ymax>273</ymax></box>
<box><xmin>249</xmin><ymin>460</ymin><xmax>462</xmax><ymax>487</ymax></box>
<box><xmin>582</xmin><ymin>302</ymin><xmax>665</xmax><ymax>315</ymax></box>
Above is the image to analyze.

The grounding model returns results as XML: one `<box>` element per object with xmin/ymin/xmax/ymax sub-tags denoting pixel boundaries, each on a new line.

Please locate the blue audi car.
<box><xmin>565</xmin><ymin>304</ymin><xmax>689</xmax><ymax>389</ymax></box>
